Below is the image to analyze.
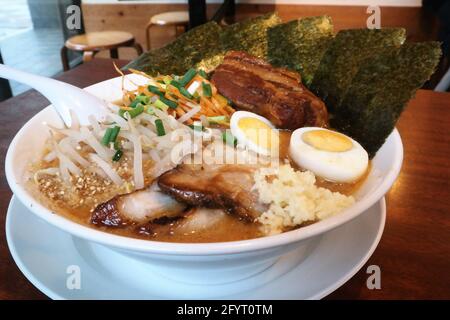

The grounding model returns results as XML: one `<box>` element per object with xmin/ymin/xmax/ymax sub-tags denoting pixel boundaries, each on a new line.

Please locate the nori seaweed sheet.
<box><xmin>195</xmin><ymin>13</ymin><xmax>282</xmax><ymax>71</ymax></box>
<box><xmin>310</xmin><ymin>28</ymin><xmax>406</xmax><ymax>113</ymax></box>
<box><xmin>267</xmin><ymin>16</ymin><xmax>334</xmax><ymax>86</ymax></box>
<box><xmin>333</xmin><ymin>42</ymin><xmax>442</xmax><ymax>157</ymax></box>
<box><xmin>221</xmin><ymin>12</ymin><xmax>281</xmax><ymax>58</ymax></box>
<box><xmin>123</xmin><ymin>21</ymin><xmax>223</xmax><ymax>75</ymax></box>
<box><xmin>196</xmin><ymin>13</ymin><xmax>282</xmax><ymax>71</ymax></box>
<box><xmin>124</xmin><ymin>14</ymin><xmax>282</xmax><ymax>74</ymax></box>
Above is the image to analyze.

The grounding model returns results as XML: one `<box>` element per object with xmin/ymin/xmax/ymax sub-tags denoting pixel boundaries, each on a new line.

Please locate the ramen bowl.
<box><xmin>5</xmin><ymin>75</ymin><xmax>403</xmax><ymax>285</ymax></box>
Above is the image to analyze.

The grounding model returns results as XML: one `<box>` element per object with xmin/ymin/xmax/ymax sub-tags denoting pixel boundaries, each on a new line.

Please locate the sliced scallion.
<box><xmin>222</xmin><ymin>131</ymin><xmax>237</xmax><ymax>146</ymax></box>
<box><xmin>159</xmin><ymin>96</ymin><xmax>178</xmax><ymax>109</ymax></box>
<box><xmin>198</xmin><ymin>69</ymin><xmax>208</xmax><ymax>79</ymax></box>
<box><xmin>101</xmin><ymin>127</ymin><xmax>114</xmax><ymax>146</ymax></box>
<box><xmin>191</xmin><ymin>121</ymin><xmax>203</xmax><ymax>132</ymax></box>
<box><xmin>129</xmin><ymin>95</ymin><xmax>149</xmax><ymax>108</ymax></box>
<box><xmin>129</xmin><ymin>99</ymin><xmax>140</xmax><ymax>108</ymax></box>
<box><xmin>188</xmin><ymin>124</ymin><xmax>204</xmax><ymax>131</ymax></box>
<box><xmin>146</xmin><ymin>106</ymin><xmax>156</xmax><ymax>115</ymax></box>
<box><xmin>148</xmin><ymin>85</ymin><xmax>164</xmax><ymax>97</ymax></box>
<box><xmin>179</xmin><ymin>68</ymin><xmax>197</xmax><ymax>87</ymax></box>
<box><xmin>112</xmin><ymin>149</ymin><xmax>123</xmax><ymax>162</ymax></box>
<box><xmin>202</xmin><ymin>82</ymin><xmax>212</xmax><ymax>97</ymax></box>
<box><xmin>162</xmin><ymin>76</ymin><xmax>172</xmax><ymax>85</ymax></box>
<box><xmin>179</xmin><ymin>86</ymin><xmax>193</xmax><ymax>99</ymax></box>
<box><xmin>170</xmin><ymin>80</ymin><xmax>181</xmax><ymax>89</ymax></box>
<box><xmin>109</xmin><ymin>126</ymin><xmax>121</xmax><ymax>143</ymax></box>
<box><xmin>207</xmin><ymin>115</ymin><xmax>228</xmax><ymax>124</ymax></box>
<box><xmin>127</xmin><ymin>104</ymin><xmax>145</xmax><ymax>118</ymax></box>
<box><xmin>153</xmin><ymin>99</ymin><xmax>169</xmax><ymax>111</ymax></box>
<box><xmin>170</xmin><ymin>80</ymin><xmax>193</xmax><ymax>99</ymax></box>
<box><xmin>193</xmin><ymin>92</ymin><xmax>200</xmax><ymax>101</ymax></box>
<box><xmin>155</xmin><ymin>119</ymin><xmax>165</xmax><ymax>136</ymax></box>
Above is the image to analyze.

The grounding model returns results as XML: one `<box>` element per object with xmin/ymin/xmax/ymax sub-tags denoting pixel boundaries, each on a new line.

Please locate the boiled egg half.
<box><xmin>289</xmin><ymin>127</ymin><xmax>368</xmax><ymax>183</ymax></box>
<box><xmin>230</xmin><ymin>111</ymin><xmax>279</xmax><ymax>156</ymax></box>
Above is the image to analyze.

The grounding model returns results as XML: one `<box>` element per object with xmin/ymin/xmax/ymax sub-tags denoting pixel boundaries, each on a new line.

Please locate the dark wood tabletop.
<box><xmin>0</xmin><ymin>59</ymin><xmax>449</xmax><ymax>300</ymax></box>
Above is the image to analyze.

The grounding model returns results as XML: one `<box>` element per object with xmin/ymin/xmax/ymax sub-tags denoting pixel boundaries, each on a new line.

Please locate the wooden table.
<box><xmin>0</xmin><ymin>59</ymin><xmax>449</xmax><ymax>299</ymax></box>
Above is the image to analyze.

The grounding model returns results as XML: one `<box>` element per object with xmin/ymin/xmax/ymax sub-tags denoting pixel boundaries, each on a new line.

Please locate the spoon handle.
<box><xmin>0</xmin><ymin>64</ymin><xmax>109</xmax><ymax>126</ymax></box>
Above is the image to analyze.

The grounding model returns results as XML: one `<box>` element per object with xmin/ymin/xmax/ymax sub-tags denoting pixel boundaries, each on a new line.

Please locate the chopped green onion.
<box><xmin>159</xmin><ymin>96</ymin><xmax>178</xmax><ymax>109</ymax></box>
<box><xmin>191</xmin><ymin>121</ymin><xmax>203</xmax><ymax>132</ymax></box>
<box><xmin>170</xmin><ymin>80</ymin><xmax>194</xmax><ymax>99</ymax></box>
<box><xmin>155</xmin><ymin>119</ymin><xmax>165</xmax><ymax>136</ymax></box>
<box><xmin>222</xmin><ymin>131</ymin><xmax>237</xmax><ymax>146</ymax></box>
<box><xmin>202</xmin><ymin>82</ymin><xmax>212</xmax><ymax>97</ymax></box>
<box><xmin>162</xmin><ymin>76</ymin><xmax>172</xmax><ymax>85</ymax></box>
<box><xmin>207</xmin><ymin>115</ymin><xmax>228</xmax><ymax>124</ymax></box>
<box><xmin>193</xmin><ymin>92</ymin><xmax>200</xmax><ymax>101</ymax></box>
<box><xmin>188</xmin><ymin>124</ymin><xmax>205</xmax><ymax>131</ymax></box>
<box><xmin>179</xmin><ymin>86</ymin><xmax>193</xmax><ymax>99</ymax></box>
<box><xmin>146</xmin><ymin>106</ymin><xmax>156</xmax><ymax>115</ymax></box>
<box><xmin>108</xmin><ymin>126</ymin><xmax>121</xmax><ymax>144</ymax></box>
<box><xmin>112</xmin><ymin>149</ymin><xmax>123</xmax><ymax>162</ymax></box>
<box><xmin>179</xmin><ymin>68</ymin><xmax>197</xmax><ymax>87</ymax></box>
<box><xmin>127</xmin><ymin>103</ymin><xmax>145</xmax><ymax>118</ymax></box>
<box><xmin>129</xmin><ymin>95</ymin><xmax>149</xmax><ymax>108</ymax></box>
<box><xmin>148</xmin><ymin>85</ymin><xmax>164</xmax><ymax>97</ymax></box>
<box><xmin>157</xmin><ymin>80</ymin><xmax>165</xmax><ymax>84</ymax></box>
<box><xmin>129</xmin><ymin>100</ymin><xmax>140</xmax><ymax>108</ymax></box>
<box><xmin>170</xmin><ymin>80</ymin><xmax>181</xmax><ymax>89</ymax></box>
<box><xmin>153</xmin><ymin>99</ymin><xmax>169</xmax><ymax>111</ymax></box>
<box><xmin>113</xmin><ymin>140</ymin><xmax>120</xmax><ymax>150</ymax></box>
<box><xmin>198</xmin><ymin>69</ymin><xmax>208</xmax><ymax>79</ymax></box>
<box><xmin>101</xmin><ymin>127</ymin><xmax>114</xmax><ymax>146</ymax></box>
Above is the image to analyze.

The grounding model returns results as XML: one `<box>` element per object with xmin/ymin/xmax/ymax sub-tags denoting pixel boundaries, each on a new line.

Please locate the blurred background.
<box><xmin>0</xmin><ymin>0</ymin><xmax>449</xmax><ymax>100</ymax></box>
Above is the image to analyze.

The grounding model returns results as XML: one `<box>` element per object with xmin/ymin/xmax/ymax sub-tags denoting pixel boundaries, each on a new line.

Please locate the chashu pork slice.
<box><xmin>157</xmin><ymin>163</ymin><xmax>267</xmax><ymax>221</ymax></box>
<box><xmin>211</xmin><ymin>51</ymin><xmax>328</xmax><ymax>130</ymax></box>
<box><xmin>91</xmin><ymin>183</ymin><xmax>187</xmax><ymax>227</ymax></box>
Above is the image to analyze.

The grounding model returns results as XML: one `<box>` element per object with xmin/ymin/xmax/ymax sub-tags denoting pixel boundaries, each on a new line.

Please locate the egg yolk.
<box><xmin>302</xmin><ymin>129</ymin><xmax>353</xmax><ymax>152</ymax></box>
<box><xmin>238</xmin><ymin>117</ymin><xmax>279</xmax><ymax>152</ymax></box>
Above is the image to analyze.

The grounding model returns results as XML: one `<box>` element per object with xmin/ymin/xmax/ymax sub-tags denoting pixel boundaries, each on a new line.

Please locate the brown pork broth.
<box><xmin>30</xmin><ymin>130</ymin><xmax>367</xmax><ymax>243</ymax></box>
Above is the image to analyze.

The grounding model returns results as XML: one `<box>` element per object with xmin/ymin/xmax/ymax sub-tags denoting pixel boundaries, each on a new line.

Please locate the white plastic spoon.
<box><xmin>0</xmin><ymin>63</ymin><xmax>110</xmax><ymax>127</ymax></box>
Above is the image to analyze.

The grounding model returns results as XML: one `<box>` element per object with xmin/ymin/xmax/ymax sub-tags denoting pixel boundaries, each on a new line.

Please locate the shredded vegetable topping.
<box><xmin>34</xmin><ymin>69</ymin><xmax>234</xmax><ymax>199</ymax></box>
<box><xmin>125</xmin><ymin>67</ymin><xmax>235</xmax><ymax>125</ymax></box>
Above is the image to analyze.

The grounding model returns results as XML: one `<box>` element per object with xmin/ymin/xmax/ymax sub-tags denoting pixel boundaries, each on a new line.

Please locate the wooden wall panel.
<box><xmin>82</xmin><ymin>3</ymin><xmax>437</xmax><ymax>60</ymax></box>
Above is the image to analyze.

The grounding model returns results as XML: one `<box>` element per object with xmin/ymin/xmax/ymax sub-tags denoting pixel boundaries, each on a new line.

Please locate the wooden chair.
<box><xmin>146</xmin><ymin>11</ymin><xmax>189</xmax><ymax>50</ymax></box>
<box><xmin>61</xmin><ymin>31</ymin><xmax>143</xmax><ymax>71</ymax></box>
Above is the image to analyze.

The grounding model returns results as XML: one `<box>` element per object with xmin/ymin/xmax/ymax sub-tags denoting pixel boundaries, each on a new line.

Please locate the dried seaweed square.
<box><xmin>310</xmin><ymin>28</ymin><xmax>406</xmax><ymax>112</ymax></box>
<box><xmin>221</xmin><ymin>12</ymin><xmax>281</xmax><ymax>58</ymax></box>
<box><xmin>333</xmin><ymin>41</ymin><xmax>442</xmax><ymax>157</ymax></box>
<box><xmin>268</xmin><ymin>16</ymin><xmax>334</xmax><ymax>86</ymax></box>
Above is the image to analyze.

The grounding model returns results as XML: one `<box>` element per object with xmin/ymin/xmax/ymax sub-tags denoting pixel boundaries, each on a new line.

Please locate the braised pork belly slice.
<box><xmin>91</xmin><ymin>183</ymin><xmax>187</xmax><ymax>227</ymax></box>
<box><xmin>211</xmin><ymin>51</ymin><xmax>328</xmax><ymax>130</ymax></box>
<box><xmin>157</xmin><ymin>163</ymin><xmax>267</xmax><ymax>221</ymax></box>
<box><xmin>137</xmin><ymin>208</ymin><xmax>226</xmax><ymax>237</ymax></box>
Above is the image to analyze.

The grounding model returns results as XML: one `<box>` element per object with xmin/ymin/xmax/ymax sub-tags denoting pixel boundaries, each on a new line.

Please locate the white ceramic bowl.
<box><xmin>5</xmin><ymin>75</ymin><xmax>403</xmax><ymax>285</ymax></box>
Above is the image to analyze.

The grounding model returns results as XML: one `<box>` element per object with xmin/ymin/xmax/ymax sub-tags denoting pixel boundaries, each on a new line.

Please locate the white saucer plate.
<box><xmin>6</xmin><ymin>196</ymin><xmax>385</xmax><ymax>300</ymax></box>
